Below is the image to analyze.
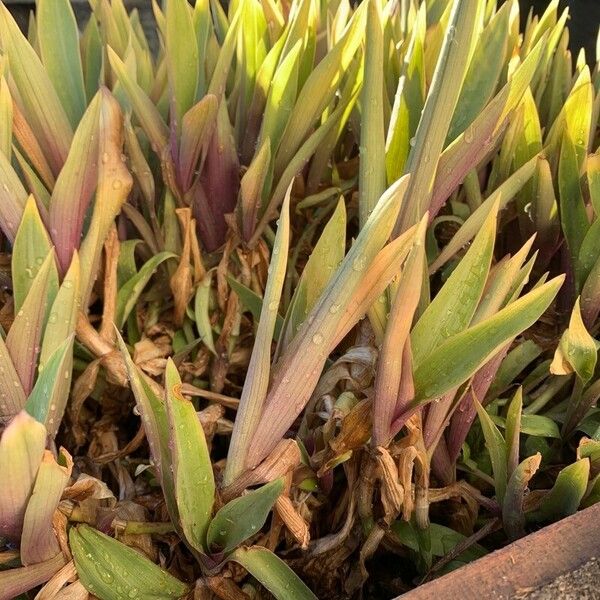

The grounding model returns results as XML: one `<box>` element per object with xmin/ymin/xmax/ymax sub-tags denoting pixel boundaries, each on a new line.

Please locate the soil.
<box><xmin>520</xmin><ymin>558</ymin><xmax>600</xmax><ymax>600</ymax></box>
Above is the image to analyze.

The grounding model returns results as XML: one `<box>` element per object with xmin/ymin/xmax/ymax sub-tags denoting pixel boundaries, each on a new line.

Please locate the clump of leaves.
<box><xmin>0</xmin><ymin>0</ymin><xmax>599</xmax><ymax>599</ymax></box>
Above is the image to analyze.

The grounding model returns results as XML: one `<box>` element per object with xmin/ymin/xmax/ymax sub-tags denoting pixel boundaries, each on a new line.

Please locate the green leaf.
<box><xmin>230</xmin><ymin>546</ymin><xmax>317</xmax><ymax>600</ymax></box>
<box><xmin>559</xmin><ymin>133</ymin><xmax>589</xmax><ymax>286</ymax></box>
<box><xmin>588</xmin><ymin>153</ymin><xmax>600</xmax><ymax>216</ymax></box>
<box><xmin>166</xmin><ymin>0</ymin><xmax>199</xmax><ymax>127</ymax></box>
<box><xmin>107</xmin><ymin>47</ymin><xmax>169</xmax><ymax>153</ymax></box>
<box><xmin>550</xmin><ymin>298</ymin><xmax>597</xmax><ymax>383</ymax></box>
<box><xmin>430</xmin><ymin>37</ymin><xmax>546</xmax><ymax>220</ymax></box>
<box><xmin>13</xmin><ymin>146</ymin><xmax>52</xmax><ymax>210</ymax></box>
<box><xmin>0</xmin><ymin>146</ymin><xmax>29</xmax><ymax>242</ymax></box>
<box><xmin>70</xmin><ymin>524</ymin><xmax>189</xmax><ymax>600</ymax></box>
<box><xmin>81</xmin><ymin>16</ymin><xmax>103</xmax><ymax>101</ymax></box>
<box><xmin>25</xmin><ymin>337</ymin><xmax>73</xmax><ymax>436</ymax></box>
<box><xmin>503</xmin><ymin>453</ymin><xmax>541</xmax><ymax>540</ymax></box>
<box><xmin>430</xmin><ymin>156</ymin><xmax>539</xmax><ymax>273</ymax></box>
<box><xmin>396</xmin><ymin>0</ymin><xmax>481</xmax><ymax>232</ymax></box>
<box><xmin>48</xmin><ymin>92</ymin><xmax>101</xmax><ymax>273</ymax></box>
<box><xmin>179</xmin><ymin>94</ymin><xmax>218</xmax><ymax>191</ymax></box>
<box><xmin>0</xmin><ymin>76</ymin><xmax>12</xmax><ymax>157</ymax></box>
<box><xmin>413</xmin><ymin>276</ymin><xmax>564</xmax><ymax>405</ymax></box>
<box><xmin>117</xmin><ymin>240</ymin><xmax>142</xmax><ymax>288</ymax></box>
<box><xmin>245</xmin><ymin>176</ymin><xmax>414</xmax><ymax>470</ymax></box>
<box><xmin>472</xmin><ymin>237</ymin><xmax>536</xmax><ymax>324</ymax></box>
<box><xmin>36</xmin><ymin>0</ymin><xmax>86</xmax><ymax>126</ymax></box>
<box><xmin>521</xmin><ymin>415</ymin><xmax>561</xmax><ymax>439</ymax></box>
<box><xmin>412</xmin><ymin>201</ymin><xmax>498</xmax><ymax>366</ymax></box>
<box><xmin>6</xmin><ymin>252</ymin><xmax>58</xmax><ymax>395</ymax></box>
<box><xmin>207</xmin><ymin>8</ymin><xmax>241</xmax><ymax>98</ymax></box>
<box><xmin>391</xmin><ymin>520</ymin><xmax>487</xmax><ymax>564</ymax></box>
<box><xmin>207</xmin><ymin>478</ymin><xmax>284</xmax><ymax>553</ymax></box>
<box><xmin>446</xmin><ymin>1</ymin><xmax>509</xmax><ymax>142</ymax></box>
<box><xmin>280</xmin><ymin>198</ymin><xmax>347</xmax><ymax>352</ymax></box>
<box><xmin>261</xmin><ymin>99</ymin><xmax>349</xmax><ymax>233</ymax></box>
<box><xmin>274</xmin><ymin>3</ymin><xmax>366</xmax><ymax>172</ymax></box>
<box><xmin>358</xmin><ymin>0</ymin><xmax>385</xmax><ymax>228</ymax></box>
<box><xmin>239</xmin><ymin>139</ymin><xmax>271</xmax><ymax>241</ymax></box>
<box><xmin>227</xmin><ymin>276</ymin><xmax>284</xmax><ymax>340</ymax></box>
<box><xmin>512</xmin><ymin>89</ymin><xmax>543</xmax><ymax>238</ymax></box>
<box><xmin>116</xmin><ymin>252</ymin><xmax>177</xmax><ymax>327</ymax></box>
<box><xmin>116</xmin><ymin>332</ymin><xmax>179</xmax><ymax>524</ymax></box>
<box><xmin>581</xmin><ymin>474</ymin><xmax>600</xmax><ymax>508</ymax></box>
<box><xmin>0</xmin><ymin>333</ymin><xmax>26</xmax><ymax>420</ymax></box>
<box><xmin>533</xmin><ymin>156</ymin><xmax>560</xmax><ymax>258</ymax></box>
<box><xmin>0</xmin><ymin>4</ymin><xmax>72</xmax><ymax>174</ymax></box>
<box><xmin>386</xmin><ymin>6</ymin><xmax>425</xmax><ymax>184</ymax></box>
<box><xmin>194</xmin><ymin>270</ymin><xmax>216</xmax><ymax>354</ymax></box>
<box><xmin>531</xmin><ymin>459</ymin><xmax>590</xmax><ymax>523</ymax></box>
<box><xmin>165</xmin><ymin>359</ymin><xmax>215</xmax><ymax>551</ymax></box>
<box><xmin>77</xmin><ymin>89</ymin><xmax>133</xmax><ymax>305</ymax></box>
<box><xmin>12</xmin><ymin>195</ymin><xmax>53</xmax><ymax>313</ymax></box>
<box><xmin>505</xmin><ymin>387</ymin><xmax>523</xmax><ymax>476</ymax></box>
<box><xmin>475</xmin><ymin>398</ymin><xmax>508</xmax><ymax>503</ymax></box>
<box><xmin>258</xmin><ymin>40</ymin><xmax>301</xmax><ymax>156</ymax></box>
<box><xmin>40</xmin><ymin>252</ymin><xmax>80</xmax><ymax>368</ymax></box>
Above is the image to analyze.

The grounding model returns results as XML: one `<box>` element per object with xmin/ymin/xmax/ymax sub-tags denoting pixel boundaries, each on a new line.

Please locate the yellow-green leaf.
<box><xmin>550</xmin><ymin>298</ymin><xmax>597</xmax><ymax>383</ymax></box>
<box><xmin>165</xmin><ymin>359</ymin><xmax>215</xmax><ymax>551</ymax></box>
<box><xmin>475</xmin><ymin>397</ymin><xmax>508</xmax><ymax>503</ymax></box>
<box><xmin>412</xmin><ymin>201</ymin><xmax>498</xmax><ymax>366</ymax></box>
<box><xmin>71</xmin><ymin>524</ymin><xmax>189</xmax><ymax>600</ymax></box>
<box><xmin>531</xmin><ymin>459</ymin><xmax>590</xmax><ymax>523</ymax></box>
<box><xmin>0</xmin><ymin>4</ymin><xmax>72</xmax><ymax>174</ymax></box>
<box><xmin>36</xmin><ymin>0</ymin><xmax>86</xmax><ymax>126</ymax></box>
<box><xmin>207</xmin><ymin>478</ymin><xmax>284</xmax><ymax>554</ymax></box>
<box><xmin>230</xmin><ymin>546</ymin><xmax>317</xmax><ymax>600</ymax></box>
<box><xmin>12</xmin><ymin>195</ymin><xmax>53</xmax><ymax>313</ymax></box>
<box><xmin>166</xmin><ymin>0</ymin><xmax>199</xmax><ymax>127</ymax></box>
<box><xmin>413</xmin><ymin>276</ymin><xmax>564</xmax><ymax>405</ymax></box>
<box><xmin>6</xmin><ymin>252</ymin><xmax>58</xmax><ymax>394</ymax></box>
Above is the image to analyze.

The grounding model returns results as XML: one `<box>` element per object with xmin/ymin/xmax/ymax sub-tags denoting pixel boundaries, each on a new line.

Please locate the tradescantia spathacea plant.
<box><xmin>0</xmin><ymin>0</ymin><xmax>599</xmax><ymax>598</ymax></box>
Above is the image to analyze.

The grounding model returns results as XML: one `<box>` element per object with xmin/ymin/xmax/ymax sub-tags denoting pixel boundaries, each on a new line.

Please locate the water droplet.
<box><xmin>329</xmin><ymin>304</ymin><xmax>340</xmax><ymax>314</ymax></box>
<box><xmin>312</xmin><ymin>333</ymin><xmax>323</xmax><ymax>345</ymax></box>
<box><xmin>97</xmin><ymin>569</ymin><xmax>113</xmax><ymax>584</ymax></box>
<box><xmin>112</xmin><ymin>179</ymin><xmax>123</xmax><ymax>190</ymax></box>
<box><xmin>268</xmin><ymin>300</ymin><xmax>278</xmax><ymax>311</ymax></box>
<box><xmin>102</xmin><ymin>152</ymin><xmax>109</xmax><ymax>164</ymax></box>
<box><xmin>464</xmin><ymin>125</ymin><xmax>474</xmax><ymax>144</ymax></box>
<box><xmin>48</xmin><ymin>312</ymin><xmax>58</xmax><ymax>324</ymax></box>
<box><xmin>352</xmin><ymin>255</ymin><xmax>366</xmax><ymax>272</ymax></box>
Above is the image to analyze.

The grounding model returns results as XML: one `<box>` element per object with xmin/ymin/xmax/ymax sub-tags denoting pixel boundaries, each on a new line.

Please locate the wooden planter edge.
<box><xmin>397</xmin><ymin>502</ymin><xmax>600</xmax><ymax>599</ymax></box>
